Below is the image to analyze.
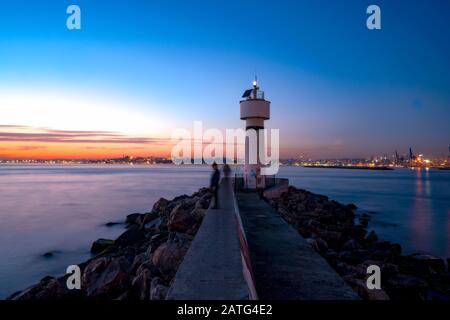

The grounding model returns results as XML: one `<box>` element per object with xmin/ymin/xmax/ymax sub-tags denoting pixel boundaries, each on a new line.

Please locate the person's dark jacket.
<box><xmin>210</xmin><ymin>168</ymin><xmax>220</xmax><ymax>188</ymax></box>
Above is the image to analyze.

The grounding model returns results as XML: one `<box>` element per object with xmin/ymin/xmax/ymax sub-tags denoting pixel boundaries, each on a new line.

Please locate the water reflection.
<box><xmin>410</xmin><ymin>169</ymin><xmax>432</xmax><ymax>253</ymax></box>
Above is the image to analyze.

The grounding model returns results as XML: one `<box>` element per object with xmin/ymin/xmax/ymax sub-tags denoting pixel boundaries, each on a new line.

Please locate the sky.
<box><xmin>0</xmin><ymin>0</ymin><xmax>449</xmax><ymax>159</ymax></box>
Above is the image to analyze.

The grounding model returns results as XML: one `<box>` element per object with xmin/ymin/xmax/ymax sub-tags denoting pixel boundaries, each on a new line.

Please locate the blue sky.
<box><xmin>0</xmin><ymin>0</ymin><xmax>449</xmax><ymax>158</ymax></box>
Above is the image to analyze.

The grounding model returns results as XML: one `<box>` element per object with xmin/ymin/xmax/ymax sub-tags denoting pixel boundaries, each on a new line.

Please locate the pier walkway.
<box><xmin>167</xmin><ymin>178</ymin><xmax>359</xmax><ymax>300</ymax></box>
<box><xmin>166</xmin><ymin>178</ymin><xmax>253</xmax><ymax>299</ymax></box>
<box><xmin>237</xmin><ymin>191</ymin><xmax>359</xmax><ymax>300</ymax></box>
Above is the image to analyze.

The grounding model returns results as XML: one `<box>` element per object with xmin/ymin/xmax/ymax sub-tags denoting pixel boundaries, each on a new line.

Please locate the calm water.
<box><xmin>0</xmin><ymin>165</ymin><xmax>449</xmax><ymax>298</ymax></box>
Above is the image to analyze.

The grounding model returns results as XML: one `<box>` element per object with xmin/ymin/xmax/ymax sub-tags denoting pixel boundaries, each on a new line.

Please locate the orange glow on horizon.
<box><xmin>0</xmin><ymin>141</ymin><xmax>173</xmax><ymax>159</ymax></box>
<box><xmin>0</xmin><ymin>125</ymin><xmax>175</xmax><ymax>160</ymax></box>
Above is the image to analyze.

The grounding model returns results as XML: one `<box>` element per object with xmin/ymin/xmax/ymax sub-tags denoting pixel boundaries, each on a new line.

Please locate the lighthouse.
<box><xmin>240</xmin><ymin>78</ymin><xmax>271</xmax><ymax>189</ymax></box>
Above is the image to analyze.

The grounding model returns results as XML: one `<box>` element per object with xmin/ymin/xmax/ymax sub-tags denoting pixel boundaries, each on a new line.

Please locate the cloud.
<box><xmin>0</xmin><ymin>125</ymin><xmax>173</xmax><ymax>145</ymax></box>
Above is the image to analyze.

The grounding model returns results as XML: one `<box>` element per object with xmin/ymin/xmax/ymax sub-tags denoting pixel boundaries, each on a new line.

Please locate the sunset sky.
<box><xmin>0</xmin><ymin>0</ymin><xmax>449</xmax><ymax>159</ymax></box>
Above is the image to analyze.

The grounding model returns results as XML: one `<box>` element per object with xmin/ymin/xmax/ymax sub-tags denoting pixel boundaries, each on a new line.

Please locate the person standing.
<box><xmin>223</xmin><ymin>163</ymin><xmax>231</xmax><ymax>178</ymax></box>
<box><xmin>210</xmin><ymin>162</ymin><xmax>220</xmax><ymax>209</ymax></box>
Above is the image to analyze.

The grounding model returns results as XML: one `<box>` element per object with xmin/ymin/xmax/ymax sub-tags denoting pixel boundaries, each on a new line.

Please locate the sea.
<box><xmin>0</xmin><ymin>164</ymin><xmax>449</xmax><ymax>298</ymax></box>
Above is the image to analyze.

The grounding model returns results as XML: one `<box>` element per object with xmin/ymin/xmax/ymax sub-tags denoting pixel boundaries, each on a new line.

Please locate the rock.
<box><xmin>125</xmin><ymin>213</ymin><xmax>144</xmax><ymax>226</ymax></box>
<box><xmin>117</xmin><ymin>246</ymin><xmax>137</xmax><ymax>264</ymax></box>
<box><xmin>191</xmin><ymin>206</ymin><xmax>207</xmax><ymax>221</ymax></box>
<box><xmin>152</xmin><ymin>234</ymin><xmax>191</xmax><ymax>281</ymax></box>
<box><xmin>152</xmin><ymin>198</ymin><xmax>170</xmax><ymax>215</ymax></box>
<box><xmin>91</xmin><ymin>239</ymin><xmax>115</xmax><ymax>254</ymax></box>
<box><xmin>316</xmin><ymin>230</ymin><xmax>342</xmax><ymax>244</ymax></box>
<box><xmin>323</xmin><ymin>249</ymin><xmax>338</xmax><ymax>260</ymax></box>
<box><xmin>386</xmin><ymin>274</ymin><xmax>428</xmax><ymax>299</ymax></box>
<box><xmin>335</xmin><ymin>262</ymin><xmax>360</xmax><ymax>276</ymax></box>
<box><xmin>195</xmin><ymin>195</ymin><xmax>211</xmax><ymax>210</ymax></box>
<box><xmin>310</xmin><ymin>237</ymin><xmax>328</xmax><ymax>253</ymax></box>
<box><xmin>398</xmin><ymin>253</ymin><xmax>446</xmax><ymax>276</ymax></box>
<box><xmin>130</xmin><ymin>253</ymin><xmax>148</xmax><ymax>275</ymax></box>
<box><xmin>370</xmin><ymin>241</ymin><xmax>402</xmax><ymax>257</ymax></box>
<box><xmin>304</xmin><ymin>219</ymin><xmax>321</xmax><ymax>230</ymax></box>
<box><xmin>358</xmin><ymin>216</ymin><xmax>370</xmax><ymax>227</ymax></box>
<box><xmin>132</xmin><ymin>268</ymin><xmax>153</xmax><ymax>300</ymax></box>
<box><xmin>366</xmin><ymin>230</ymin><xmax>378</xmax><ymax>243</ymax></box>
<box><xmin>82</xmin><ymin>256</ymin><xmax>131</xmax><ymax>298</ymax></box>
<box><xmin>115</xmin><ymin>291</ymin><xmax>131</xmax><ymax>300</ymax></box>
<box><xmin>343</xmin><ymin>275</ymin><xmax>390</xmax><ymax>300</ymax></box>
<box><xmin>410</xmin><ymin>253</ymin><xmax>446</xmax><ymax>274</ymax></box>
<box><xmin>136</xmin><ymin>260</ymin><xmax>158</xmax><ymax>277</ymax></box>
<box><xmin>150</xmin><ymin>231</ymin><xmax>169</xmax><ymax>242</ymax></box>
<box><xmin>343</xmin><ymin>239</ymin><xmax>362</xmax><ymax>251</ymax></box>
<box><xmin>356</xmin><ymin>260</ymin><xmax>399</xmax><ymax>279</ymax></box>
<box><xmin>167</xmin><ymin>203</ymin><xmax>197</xmax><ymax>233</ymax></box>
<box><xmin>142</xmin><ymin>210</ymin><xmax>160</xmax><ymax>229</ymax></box>
<box><xmin>150</xmin><ymin>277</ymin><xmax>168</xmax><ymax>300</ymax></box>
<box><xmin>105</xmin><ymin>222</ymin><xmax>121</xmax><ymax>227</ymax></box>
<box><xmin>144</xmin><ymin>217</ymin><xmax>162</xmax><ymax>231</ymax></box>
<box><xmin>342</xmin><ymin>225</ymin><xmax>366</xmax><ymax>240</ymax></box>
<box><xmin>10</xmin><ymin>276</ymin><xmax>73</xmax><ymax>301</ymax></box>
<box><xmin>115</xmin><ymin>226</ymin><xmax>146</xmax><ymax>248</ymax></box>
<box><xmin>338</xmin><ymin>250</ymin><xmax>371</xmax><ymax>265</ymax></box>
<box><xmin>42</xmin><ymin>252</ymin><xmax>55</xmax><ymax>258</ymax></box>
<box><xmin>347</xmin><ymin>203</ymin><xmax>357</xmax><ymax>210</ymax></box>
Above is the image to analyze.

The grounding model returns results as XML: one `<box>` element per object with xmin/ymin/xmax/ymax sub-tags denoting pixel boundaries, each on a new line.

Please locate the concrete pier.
<box><xmin>167</xmin><ymin>179</ymin><xmax>359</xmax><ymax>300</ymax></box>
<box><xmin>237</xmin><ymin>191</ymin><xmax>359</xmax><ymax>300</ymax></box>
<box><xmin>166</xmin><ymin>179</ymin><xmax>254</xmax><ymax>300</ymax></box>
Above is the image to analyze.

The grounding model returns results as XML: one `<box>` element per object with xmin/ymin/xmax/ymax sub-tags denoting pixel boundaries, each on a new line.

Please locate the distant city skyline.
<box><xmin>1</xmin><ymin>0</ymin><xmax>449</xmax><ymax>159</ymax></box>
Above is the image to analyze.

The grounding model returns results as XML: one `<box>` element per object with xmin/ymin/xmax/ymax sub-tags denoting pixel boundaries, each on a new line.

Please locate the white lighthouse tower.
<box><xmin>240</xmin><ymin>78</ymin><xmax>270</xmax><ymax>189</ymax></box>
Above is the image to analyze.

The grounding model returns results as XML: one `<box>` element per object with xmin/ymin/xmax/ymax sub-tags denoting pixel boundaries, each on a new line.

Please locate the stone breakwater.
<box><xmin>9</xmin><ymin>188</ymin><xmax>212</xmax><ymax>301</ymax></box>
<box><xmin>8</xmin><ymin>184</ymin><xmax>450</xmax><ymax>301</ymax></box>
<box><xmin>266</xmin><ymin>186</ymin><xmax>450</xmax><ymax>300</ymax></box>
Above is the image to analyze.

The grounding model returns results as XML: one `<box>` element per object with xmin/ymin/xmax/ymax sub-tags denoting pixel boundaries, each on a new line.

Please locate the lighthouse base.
<box><xmin>244</xmin><ymin>164</ymin><xmax>266</xmax><ymax>189</ymax></box>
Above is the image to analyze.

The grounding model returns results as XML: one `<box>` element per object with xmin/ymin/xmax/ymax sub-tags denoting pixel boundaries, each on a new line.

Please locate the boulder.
<box><xmin>132</xmin><ymin>268</ymin><xmax>153</xmax><ymax>300</ymax></box>
<box><xmin>115</xmin><ymin>226</ymin><xmax>146</xmax><ymax>248</ymax></box>
<box><xmin>136</xmin><ymin>260</ymin><xmax>158</xmax><ymax>277</ymax></box>
<box><xmin>310</xmin><ymin>237</ymin><xmax>328</xmax><ymax>253</ymax></box>
<box><xmin>191</xmin><ymin>206</ymin><xmax>207</xmax><ymax>221</ymax></box>
<box><xmin>125</xmin><ymin>213</ymin><xmax>144</xmax><ymax>225</ymax></box>
<box><xmin>130</xmin><ymin>253</ymin><xmax>148</xmax><ymax>275</ymax></box>
<box><xmin>144</xmin><ymin>217</ymin><xmax>162</xmax><ymax>231</ymax></box>
<box><xmin>410</xmin><ymin>253</ymin><xmax>446</xmax><ymax>274</ymax></box>
<box><xmin>358</xmin><ymin>216</ymin><xmax>370</xmax><ymax>227</ymax></box>
<box><xmin>386</xmin><ymin>274</ymin><xmax>428</xmax><ymax>299</ymax></box>
<box><xmin>82</xmin><ymin>256</ymin><xmax>131</xmax><ymax>298</ymax></box>
<box><xmin>91</xmin><ymin>239</ymin><xmax>115</xmax><ymax>254</ymax></box>
<box><xmin>398</xmin><ymin>254</ymin><xmax>446</xmax><ymax>276</ymax></box>
<box><xmin>42</xmin><ymin>251</ymin><xmax>55</xmax><ymax>258</ymax></box>
<box><xmin>150</xmin><ymin>277</ymin><xmax>169</xmax><ymax>300</ymax></box>
<box><xmin>335</xmin><ymin>261</ymin><xmax>360</xmax><ymax>277</ymax></box>
<box><xmin>366</xmin><ymin>230</ymin><xmax>378</xmax><ymax>243</ymax></box>
<box><xmin>115</xmin><ymin>290</ymin><xmax>131</xmax><ymax>300</ymax></box>
<box><xmin>152</xmin><ymin>234</ymin><xmax>191</xmax><ymax>280</ymax></box>
<box><xmin>167</xmin><ymin>203</ymin><xmax>197</xmax><ymax>233</ymax></box>
<box><xmin>10</xmin><ymin>276</ymin><xmax>74</xmax><ymax>301</ymax></box>
<box><xmin>105</xmin><ymin>222</ymin><xmax>121</xmax><ymax>227</ymax></box>
<box><xmin>356</xmin><ymin>260</ymin><xmax>399</xmax><ymax>279</ymax></box>
<box><xmin>342</xmin><ymin>225</ymin><xmax>367</xmax><ymax>240</ymax></box>
<box><xmin>343</xmin><ymin>239</ymin><xmax>362</xmax><ymax>251</ymax></box>
<box><xmin>343</xmin><ymin>275</ymin><xmax>390</xmax><ymax>300</ymax></box>
<box><xmin>152</xmin><ymin>198</ymin><xmax>170</xmax><ymax>213</ymax></box>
